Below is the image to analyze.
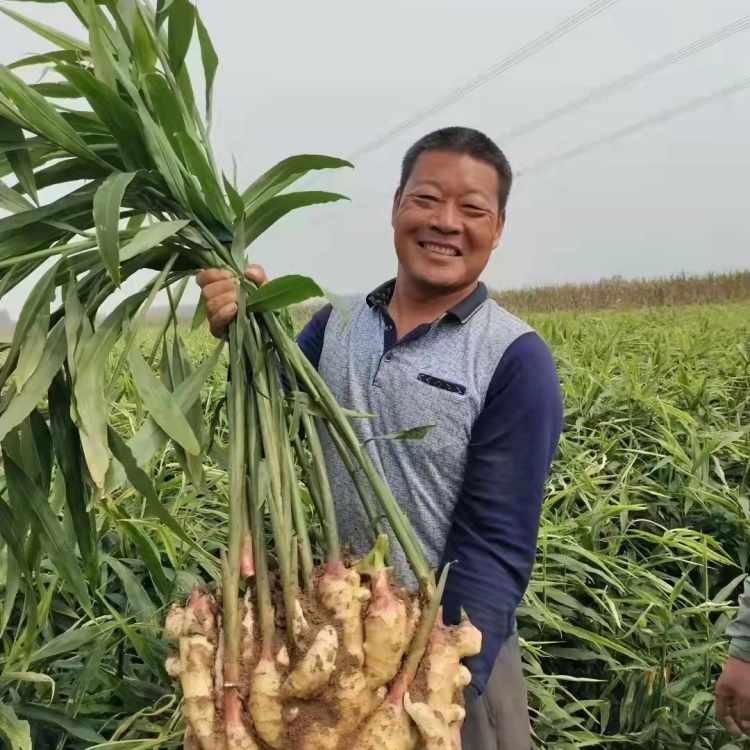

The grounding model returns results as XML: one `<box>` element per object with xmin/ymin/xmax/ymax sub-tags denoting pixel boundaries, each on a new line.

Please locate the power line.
<box><xmin>346</xmin><ymin>0</ymin><xmax>623</xmax><ymax>162</ymax></box>
<box><xmin>498</xmin><ymin>15</ymin><xmax>750</xmax><ymax>144</ymax></box>
<box><xmin>517</xmin><ymin>77</ymin><xmax>750</xmax><ymax>177</ymax></box>
<box><xmin>499</xmin><ymin>16</ymin><xmax>750</xmax><ymax>145</ymax></box>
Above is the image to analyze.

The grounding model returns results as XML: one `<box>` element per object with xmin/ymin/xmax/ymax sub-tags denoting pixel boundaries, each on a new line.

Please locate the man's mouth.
<box><xmin>418</xmin><ymin>241</ymin><xmax>460</xmax><ymax>258</ymax></box>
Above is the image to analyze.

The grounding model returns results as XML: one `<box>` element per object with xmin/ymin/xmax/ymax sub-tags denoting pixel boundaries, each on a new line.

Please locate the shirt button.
<box><xmin>384</xmin><ymin>353</ymin><xmax>393</xmax><ymax>362</ymax></box>
<box><xmin>385</xmin><ymin>324</ymin><xmax>392</xmax><ymax>331</ymax></box>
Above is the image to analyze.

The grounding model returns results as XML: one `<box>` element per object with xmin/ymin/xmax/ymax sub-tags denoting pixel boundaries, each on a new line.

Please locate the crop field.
<box><xmin>494</xmin><ymin>270</ymin><xmax>750</xmax><ymax>315</ymax></box>
<box><xmin>1</xmin><ymin>299</ymin><xmax>748</xmax><ymax>749</ymax></box>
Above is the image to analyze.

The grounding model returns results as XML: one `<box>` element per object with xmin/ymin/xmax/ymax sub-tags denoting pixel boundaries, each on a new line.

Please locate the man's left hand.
<box><xmin>716</xmin><ymin>656</ymin><xmax>750</xmax><ymax>738</ymax></box>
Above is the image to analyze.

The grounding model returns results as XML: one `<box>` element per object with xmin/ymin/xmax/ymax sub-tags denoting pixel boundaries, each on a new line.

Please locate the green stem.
<box><xmin>245</xmin><ymin>383</ymin><xmax>274</xmax><ymax>650</ymax></box>
<box><xmin>147</xmin><ymin>277</ymin><xmax>190</xmax><ymax>367</ymax></box>
<box><xmin>223</xmin><ymin>319</ymin><xmax>247</xmax><ymax>686</ymax></box>
<box><xmin>302</xmin><ymin>412</ymin><xmax>340</xmax><ymax>563</ymax></box>
<box><xmin>393</xmin><ymin>563</ymin><xmax>451</xmax><ymax>697</ymax></box>
<box><xmin>284</xmin><ymin>433</ymin><xmax>314</xmax><ymax>593</ymax></box>
<box><xmin>325</xmin><ymin>421</ymin><xmax>383</xmax><ymax>541</ymax></box>
<box><xmin>354</xmin><ymin>534</ymin><xmax>390</xmax><ymax>578</ymax></box>
<box><xmin>269</xmin><ymin>321</ymin><xmax>432</xmax><ymax>590</ymax></box>
<box><xmin>292</xmin><ymin>433</ymin><xmax>325</xmax><ymax>524</ymax></box>
<box><xmin>0</xmin><ymin>238</ymin><xmax>99</xmax><ymax>270</ymax></box>
<box><xmin>249</xmin><ymin>317</ymin><xmax>297</xmax><ymax>638</ymax></box>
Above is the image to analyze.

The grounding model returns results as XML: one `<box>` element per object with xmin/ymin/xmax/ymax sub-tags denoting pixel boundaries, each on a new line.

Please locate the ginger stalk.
<box><xmin>292</xmin><ymin>599</ymin><xmax>311</xmax><ymax>650</ymax></box>
<box><xmin>241</xmin><ymin>532</ymin><xmax>255</xmax><ymax>579</ymax></box>
<box><xmin>240</xmin><ymin>589</ymin><xmax>256</xmax><ymax>700</ymax></box>
<box><xmin>405</xmin><ymin>599</ymin><xmax>421</xmax><ymax>647</ymax></box>
<box><xmin>225</xmin><ymin>689</ymin><xmax>259</xmax><ymax>750</ymax></box>
<box><xmin>283</xmin><ymin>625</ymin><xmax>338</xmax><ymax>699</ymax></box>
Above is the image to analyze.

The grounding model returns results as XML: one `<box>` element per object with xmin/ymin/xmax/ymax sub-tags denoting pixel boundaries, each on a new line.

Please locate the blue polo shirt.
<box><xmin>297</xmin><ymin>279</ymin><xmax>563</xmax><ymax>696</ymax></box>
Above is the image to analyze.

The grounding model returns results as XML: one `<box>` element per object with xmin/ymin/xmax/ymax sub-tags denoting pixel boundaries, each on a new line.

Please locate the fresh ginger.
<box><xmin>178</xmin><ymin>588</ymin><xmax>222</xmax><ymax>750</ymax></box>
<box><xmin>283</xmin><ymin>624</ymin><xmax>338</xmax><ymax>699</ymax></box>
<box><xmin>349</xmin><ymin>693</ymin><xmax>418</xmax><ymax>750</ymax></box>
<box><xmin>363</xmin><ymin>572</ymin><xmax>409</xmax><ymax>688</ymax></box>
<box><xmin>249</xmin><ymin>653</ymin><xmax>284</xmax><ymax>749</ymax></box>
<box><xmin>403</xmin><ymin>692</ymin><xmax>465</xmax><ymax>750</ymax></box>
<box><xmin>333</xmin><ymin>668</ymin><xmax>386</xmax><ymax>735</ymax></box>
<box><xmin>422</xmin><ymin>612</ymin><xmax>481</xmax><ymax>711</ymax></box>
<box><xmin>165</xmin><ymin>561</ymin><xmax>481</xmax><ymax>750</ymax></box>
<box><xmin>318</xmin><ymin>561</ymin><xmax>370</xmax><ymax>667</ymax></box>
<box><xmin>298</xmin><ymin>662</ymin><xmax>386</xmax><ymax>750</ymax></box>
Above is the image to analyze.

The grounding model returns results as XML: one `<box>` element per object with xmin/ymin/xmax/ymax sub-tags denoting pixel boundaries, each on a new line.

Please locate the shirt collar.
<box><xmin>366</xmin><ymin>279</ymin><xmax>488</xmax><ymax>324</ymax></box>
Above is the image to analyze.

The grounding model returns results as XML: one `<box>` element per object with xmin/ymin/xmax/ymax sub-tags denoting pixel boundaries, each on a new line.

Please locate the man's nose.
<box><xmin>429</xmin><ymin>201</ymin><xmax>461</xmax><ymax>234</ymax></box>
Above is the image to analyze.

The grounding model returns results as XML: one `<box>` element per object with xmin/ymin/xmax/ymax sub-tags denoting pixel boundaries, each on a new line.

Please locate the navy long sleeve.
<box><xmin>296</xmin><ymin>304</ymin><xmax>332</xmax><ymax>369</ymax></box>
<box><xmin>440</xmin><ymin>332</ymin><xmax>563</xmax><ymax>695</ymax></box>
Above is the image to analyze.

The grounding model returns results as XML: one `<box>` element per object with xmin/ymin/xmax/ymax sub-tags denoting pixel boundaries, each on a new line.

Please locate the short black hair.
<box><xmin>399</xmin><ymin>126</ymin><xmax>513</xmax><ymax>210</ymax></box>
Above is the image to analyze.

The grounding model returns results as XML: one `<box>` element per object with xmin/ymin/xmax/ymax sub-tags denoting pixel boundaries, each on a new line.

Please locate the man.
<box><xmin>716</xmin><ymin>581</ymin><xmax>750</xmax><ymax>738</ymax></box>
<box><xmin>197</xmin><ymin>126</ymin><xmax>563</xmax><ymax>749</ymax></box>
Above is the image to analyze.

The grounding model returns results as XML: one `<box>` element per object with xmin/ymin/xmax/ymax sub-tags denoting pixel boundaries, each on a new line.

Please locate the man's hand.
<box><xmin>716</xmin><ymin>657</ymin><xmax>750</xmax><ymax>738</ymax></box>
<box><xmin>195</xmin><ymin>264</ymin><xmax>267</xmax><ymax>339</ymax></box>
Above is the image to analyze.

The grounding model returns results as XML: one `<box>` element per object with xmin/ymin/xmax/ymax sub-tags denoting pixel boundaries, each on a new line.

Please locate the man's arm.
<box><xmin>726</xmin><ymin>577</ymin><xmax>750</xmax><ymax>659</ymax></box>
<box><xmin>716</xmin><ymin>577</ymin><xmax>750</xmax><ymax>737</ymax></box>
<box><xmin>294</xmin><ymin>304</ymin><xmax>332</xmax><ymax>370</ymax></box>
<box><xmin>439</xmin><ymin>331</ymin><xmax>563</xmax><ymax>695</ymax></box>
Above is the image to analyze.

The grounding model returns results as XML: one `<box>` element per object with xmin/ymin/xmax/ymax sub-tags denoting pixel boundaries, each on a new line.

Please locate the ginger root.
<box><xmin>283</xmin><ymin>625</ymin><xmax>338</xmax><ymax>699</ymax></box>
<box><xmin>166</xmin><ymin>559</ymin><xmax>481</xmax><ymax>750</ymax></box>
<box><xmin>363</xmin><ymin>572</ymin><xmax>409</xmax><ymax>688</ymax></box>
<box><xmin>318</xmin><ymin>562</ymin><xmax>370</xmax><ymax>667</ymax></box>
<box><xmin>249</xmin><ymin>654</ymin><xmax>284</xmax><ymax>749</ymax></box>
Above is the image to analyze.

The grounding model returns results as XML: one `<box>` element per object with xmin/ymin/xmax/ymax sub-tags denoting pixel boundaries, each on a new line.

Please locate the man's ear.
<box><xmin>492</xmin><ymin>209</ymin><xmax>507</xmax><ymax>250</ymax></box>
<box><xmin>391</xmin><ymin>188</ymin><xmax>402</xmax><ymax>228</ymax></box>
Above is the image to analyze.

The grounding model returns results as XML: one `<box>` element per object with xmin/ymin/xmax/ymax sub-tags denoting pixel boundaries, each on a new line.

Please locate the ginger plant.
<box><xmin>0</xmin><ymin>1</ymin><xmax>481</xmax><ymax>748</ymax></box>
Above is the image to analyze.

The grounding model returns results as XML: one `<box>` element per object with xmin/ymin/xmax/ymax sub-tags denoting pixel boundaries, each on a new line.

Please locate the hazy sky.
<box><xmin>1</xmin><ymin>0</ymin><xmax>749</xmax><ymax>315</ymax></box>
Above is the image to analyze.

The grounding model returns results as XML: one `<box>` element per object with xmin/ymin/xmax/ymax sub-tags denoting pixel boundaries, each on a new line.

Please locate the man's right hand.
<box><xmin>196</xmin><ymin>264</ymin><xmax>267</xmax><ymax>339</ymax></box>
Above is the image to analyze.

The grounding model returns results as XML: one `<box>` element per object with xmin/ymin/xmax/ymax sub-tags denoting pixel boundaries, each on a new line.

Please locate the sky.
<box><xmin>1</xmin><ymin>0</ymin><xmax>749</xmax><ymax>316</ymax></box>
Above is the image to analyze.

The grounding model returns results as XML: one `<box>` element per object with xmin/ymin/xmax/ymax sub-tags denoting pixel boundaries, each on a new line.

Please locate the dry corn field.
<box><xmin>492</xmin><ymin>271</ymin><xmax>750</xmax><ymax>315</ymax></box>
<box><xmin>0</xmin><ymin>301</ymin><xmax>747</xmax><ymax>750</ymax></box>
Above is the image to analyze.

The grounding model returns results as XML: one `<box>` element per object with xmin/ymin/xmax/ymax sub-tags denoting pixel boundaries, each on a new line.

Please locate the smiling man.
<box><xmin>197</xmin><ymin>126</ymin><xmax>563</xmax><ymax>749</ymax></box>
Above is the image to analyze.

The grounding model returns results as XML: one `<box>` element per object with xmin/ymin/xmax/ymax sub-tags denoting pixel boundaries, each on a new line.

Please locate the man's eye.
<box><xmin>416</xmin><ymin>194</ymin><xmax>438</xmax><ymax>202</ymax></box>
<box><xmin>464</xmin><ymin>204</ymin><xmax>488</xmax><ymax>215</ymax></box>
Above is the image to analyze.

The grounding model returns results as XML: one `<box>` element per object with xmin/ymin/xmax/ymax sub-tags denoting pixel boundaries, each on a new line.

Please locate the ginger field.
<box><xmin>0</xmin><ymin>301</ymin><xmax>749</xmax><ymax>749</ymax></box>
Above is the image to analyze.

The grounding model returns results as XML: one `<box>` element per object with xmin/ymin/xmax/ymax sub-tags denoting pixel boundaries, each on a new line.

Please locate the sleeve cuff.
<box><xmin>729</xmin><ymin>639</ymin><xmax>750</xmax><ymax>662</ymax></box>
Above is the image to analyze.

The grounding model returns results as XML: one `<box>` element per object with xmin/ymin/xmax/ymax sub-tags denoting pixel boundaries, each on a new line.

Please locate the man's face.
<box><xmin>391</xmin><ymin>150</ymin><xmax>505</xmax><ymax>294</ymax></box>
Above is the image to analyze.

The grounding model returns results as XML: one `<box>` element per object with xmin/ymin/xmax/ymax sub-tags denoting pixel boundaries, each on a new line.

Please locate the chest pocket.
<box><xmin>391</xmin><ymin>367</ymin><xmax>479</xmax><ymax>455</ymax></box>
